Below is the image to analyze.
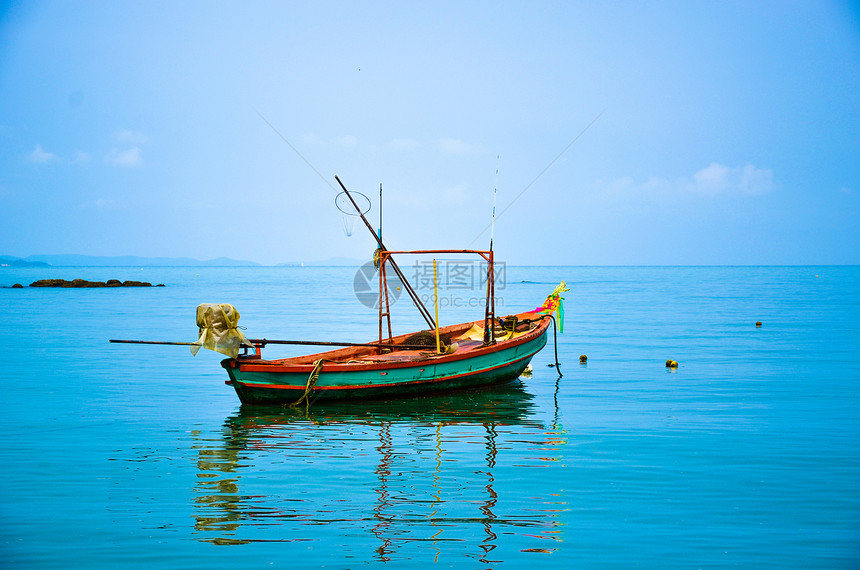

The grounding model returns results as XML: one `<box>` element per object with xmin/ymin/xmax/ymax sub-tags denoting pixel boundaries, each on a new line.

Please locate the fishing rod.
<box><xmin>483</xmin><ymin>156</ymin><xmax>499</xmax><ymax>344</ymax></box>
<box><xmin>467</xmin><ymin>109</ymin><xmax>606</xmax><ymax>247</ymax></box>
<box><xmin>109</xmin><ymin>338</ymin><xmax>446</xmax><ymax>351</ymax></box>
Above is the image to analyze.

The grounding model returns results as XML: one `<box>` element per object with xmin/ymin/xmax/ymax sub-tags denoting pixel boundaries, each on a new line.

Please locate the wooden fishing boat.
<box><xmin>111</xmin><ymin>176</ymin><xmax>567</xmax><ymax>407</ymax></box>
<box><xmin>222</xmin><ymin>308</ymin><xmax>555</xmax><ymax>405</ymax></box>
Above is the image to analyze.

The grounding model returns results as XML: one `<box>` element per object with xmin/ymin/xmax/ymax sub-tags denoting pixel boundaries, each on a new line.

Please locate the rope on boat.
<box><xmin>290</xmin><ymin>359</ymin><xmax>325</xmax><ymax>411</ymax></box>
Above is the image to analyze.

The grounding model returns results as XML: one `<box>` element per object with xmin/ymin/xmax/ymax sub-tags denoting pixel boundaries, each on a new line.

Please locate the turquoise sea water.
<box><xmin>1</xmin><ymin>265</ymin><xmax>858</xmax><ymax>568</ymax></box>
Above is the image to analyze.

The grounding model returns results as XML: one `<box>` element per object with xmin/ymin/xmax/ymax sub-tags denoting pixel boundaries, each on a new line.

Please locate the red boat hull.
<box><xmin>221</xmin><ymin>313</ymin><xmax>552</xmax><ymax>405</ymax></box>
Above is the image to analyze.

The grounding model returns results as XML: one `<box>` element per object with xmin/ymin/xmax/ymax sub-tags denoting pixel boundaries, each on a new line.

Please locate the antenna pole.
<box><xmin>490</xmin><ymin>155</ymin><xmax>498</xmax><ymax>252</ymax></box>
<box><xmin>378</xmin><ymin>183</ymin><xmax>383</xmax><ymax>241</ymax></box>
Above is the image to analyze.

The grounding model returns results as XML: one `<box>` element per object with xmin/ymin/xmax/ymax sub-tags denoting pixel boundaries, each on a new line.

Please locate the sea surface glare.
<box><xmin>1</xmin><ymin>265</ymin><xmax>858</xmax><ymax>568</ymax></box>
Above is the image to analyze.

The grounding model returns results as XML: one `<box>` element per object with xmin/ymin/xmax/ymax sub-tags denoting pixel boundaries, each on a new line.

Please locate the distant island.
<box><xmin>1</xmin><ymin>254</ymin><xmax>261</xmax><ymax>267</ymax></box>
<box><xmin>0</xmin><ymin>256</ymin><xmax>50</xmax><ymax>268</ymax></box>
<box><xmin>2</xmin><ymin>254</ymin><xmax>363</xmax><ymax>267</ymax></box>
<box><xmin>277</xmin><ymin>257</ymin><xmax>363</xmax><ymax>267</ymax></box>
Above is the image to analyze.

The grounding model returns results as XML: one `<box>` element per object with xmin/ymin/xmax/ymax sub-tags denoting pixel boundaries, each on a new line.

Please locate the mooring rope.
<box><xmin>290</xmin><ymin>359</ymin><xmax>325</xmax><ymax>411</ymax></box>
<box><xmin>547</xmin><ymin>315</ymin><xmax>562</xmax><ymax>377</ymax></box>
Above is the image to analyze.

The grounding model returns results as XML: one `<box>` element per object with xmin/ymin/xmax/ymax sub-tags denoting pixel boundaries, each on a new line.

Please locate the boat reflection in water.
<box><xmin>192</xmin><ymin>381</ymin><xmax>568</xmax><ymax>562</ymax></box>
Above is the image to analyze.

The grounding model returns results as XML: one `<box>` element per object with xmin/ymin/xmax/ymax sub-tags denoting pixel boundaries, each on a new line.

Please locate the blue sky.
<box><xmin>1</xmin><ymin>1</ymin><xmax>858</xmax><ymax>265</ymax></box>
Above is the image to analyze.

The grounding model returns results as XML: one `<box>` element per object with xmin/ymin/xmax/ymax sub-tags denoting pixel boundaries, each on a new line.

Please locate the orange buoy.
<box><xmin>666</xmin><ymin>359</ymin><xmax>678</xmax><ymax>368</ymax></box>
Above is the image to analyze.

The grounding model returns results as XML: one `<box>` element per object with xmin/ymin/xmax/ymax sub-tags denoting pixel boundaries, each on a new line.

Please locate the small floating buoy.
<box><xmin>579</xmin><ymin>354</ymin><xmax>587</xmax><ymax>363</ymax></box>
<box><xmin>666</xmin><ymin>359</ymin><xmax>678</xmax><ymax>368</ymax></box>
<box><xmin>755</xmin><ymin>321</ymin><xmax>762</xmax><ymax>327</ymax></box>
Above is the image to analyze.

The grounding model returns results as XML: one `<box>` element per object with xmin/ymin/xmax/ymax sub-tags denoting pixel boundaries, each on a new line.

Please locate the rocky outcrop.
<box><xmin>28</xmin><ymin>279</ymin><xmax>164</xmax><ymax>288</ymax></box>
<box><xmin>29</xmin><ymin>279</ymin><xmax>68</xmax><ymax>287</ymax></box>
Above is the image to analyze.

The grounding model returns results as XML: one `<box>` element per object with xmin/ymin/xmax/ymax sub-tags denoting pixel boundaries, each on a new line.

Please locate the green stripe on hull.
<box><xmin>224</xmin><ymin>331</ymin><xmax>548</xmax><ymax>405</ymax></box>
<box><xmin>231</xmin><ymin>356</ymin><xmax>535</xmax><ymax>404</ymax></box>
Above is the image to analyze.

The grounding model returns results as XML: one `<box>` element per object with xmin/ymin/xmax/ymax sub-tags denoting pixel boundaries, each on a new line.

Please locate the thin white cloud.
<box><xmin>105</xmin><ymin>147</ymin><xmax>143</xmax><ymax>167</ymax></box>
<box><xmin>106</xmin><ymin>129</ymin><xmax>148</xmax><ymax>166</ymax></box>
<box><xmin>28</xmin><ymin>146</ymin><xmax>92</xmax><ymax>165</ymax></box>
<box><xmin>28</xmin><ymin>144</ymin><xmax>59</xmax><ymax>163</ymax></box>
<box><xmin>690</xmin><ymin>163</ymin><xmax>773</xmax><ymax>196</ymax></box>
<box><xmin>113</xmin><ymin>129</ymin><xmax>149</xmax><ymax>145</ymax></box>
<box><xmin>839</xmin><ymin>186</ymin><xmax>853</xmax><ymax>196</ymax></box>
<box><xmin>600</xmin><ymin>163</ymin><xmax>774</xmax><ymax>200</ymax></box>
<box><xmin>691</xmin><ymin>163</ymin><xmax>731</xmax><ymax>193</ymax></box>
<box><xmin>438</xmin><ymin>138</ymin><xmax>480</xmax><ymax>154</ymax></box>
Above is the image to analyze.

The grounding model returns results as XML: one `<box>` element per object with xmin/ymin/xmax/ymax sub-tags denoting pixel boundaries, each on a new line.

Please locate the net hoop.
<box><xmin>335</xmin><ymin>191</ymin><xmax>372</xmax><ymax>216</ymax></box>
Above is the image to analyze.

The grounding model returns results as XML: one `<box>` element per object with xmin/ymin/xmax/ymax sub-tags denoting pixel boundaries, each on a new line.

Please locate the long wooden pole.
<box><xmin>110</xmin><ymin>339</ymin><xmax>198</xmax><ymax>346</ymax></box>
<box><xmin>109</xmin><ymin>338</ymin><xmax>440</xmax><ymax>351</ymax></box>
